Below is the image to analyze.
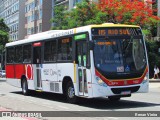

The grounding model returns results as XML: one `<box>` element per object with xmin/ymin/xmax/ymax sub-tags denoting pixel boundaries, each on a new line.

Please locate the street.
<box><xmin>0</xmin><ymin>80</ymin><xmax>160</xmax><ymax>120</ymax></box>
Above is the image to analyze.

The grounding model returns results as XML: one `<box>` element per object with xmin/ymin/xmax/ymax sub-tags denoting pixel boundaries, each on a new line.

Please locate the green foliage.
<box><xmin>50</xmin><ymin>5</ymin><xmax>68</xmax><ymax>30</ymax></box>
<box><xmin>0</xmin><ymin>18</ymin><xmax>9</xmax><ymax>52</ymax></box>
<box><xmin>146</xmin><ymin>40</ymin><xmax>160</xmax><ymax>78</ymax></box>
<box><xmin>142</xmin><ymin>29</ymin><xmax>152</xmax><ymax>40</ymax></box>
<box><xmin>51</xmin><ymin>0</ymin><xmax>107</xmax><ymax>30</ymax></box>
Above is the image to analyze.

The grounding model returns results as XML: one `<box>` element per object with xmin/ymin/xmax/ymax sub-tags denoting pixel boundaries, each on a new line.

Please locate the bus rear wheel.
<box><xmin>66</xmin><ymin>81</ymin><xmax>77</xmax><ymax>103</ymax></box>
<box><xmin>108</xmin><ymin>96</ymin><xmax>121</xmax><ymax>101</ymax></box>
<box><xmin>22</xmin><ymin>78</ymin><xmax>29</xmax><ymax>95</ymax></box>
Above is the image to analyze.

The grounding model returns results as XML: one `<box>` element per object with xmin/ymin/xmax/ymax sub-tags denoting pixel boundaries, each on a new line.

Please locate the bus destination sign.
<box><xmin>92</xmin><ymin>27</ymin><xmax>142</xmax><ymax>36</ymax></box>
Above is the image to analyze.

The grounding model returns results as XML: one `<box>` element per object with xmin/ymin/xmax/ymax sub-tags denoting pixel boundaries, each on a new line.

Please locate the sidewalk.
<box><xmin>149</xmin><ymin>78</ymin><xmax>160</xmax><ymax>83</ymax></box>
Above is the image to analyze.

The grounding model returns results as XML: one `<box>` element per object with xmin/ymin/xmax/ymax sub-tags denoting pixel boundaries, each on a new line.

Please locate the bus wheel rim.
<box><xmin>68</xmin><ymin>87</ymin><xmax>74</xmax><ymax>98</ymax></box>
<box><xmin>22</xmin><ymin>82</ymin><xmax>26</xmax><ymax>93</ymax></box>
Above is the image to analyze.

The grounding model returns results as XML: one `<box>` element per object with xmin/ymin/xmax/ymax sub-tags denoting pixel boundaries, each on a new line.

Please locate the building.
<box><xmin>0</xmin><ymin>0</ymin><xmax>54</xmax><ymax>40</ymax></box>
<box><xmin>55</xmin><ymin>0</ymin><xmax>98</xmax><ymax>10</ymax></box>
<box><xmin>25</xmin><ymin>0</ymin><xmax>53</xmax><ymax>38</ymax></box>
<box><xmin>0</xmin><ymin>0</ymin><xmax>99</xmax><ymax>41</ymax></box>
<box><xmin>0</xmin><ymin>0</ymin><xmax>26</xmax><ymax>41</ymax></box>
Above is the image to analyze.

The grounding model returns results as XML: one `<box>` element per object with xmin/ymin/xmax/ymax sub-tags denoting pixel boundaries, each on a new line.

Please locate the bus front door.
<box><xmin>77</xmin><ymin>41</ymin><xmax>88</xmax><ymax>96</ymax></box>
<box><xmin>33</xmin><ymin>46</ymin><xmax>42</xmax><ymax>90</ymax></box>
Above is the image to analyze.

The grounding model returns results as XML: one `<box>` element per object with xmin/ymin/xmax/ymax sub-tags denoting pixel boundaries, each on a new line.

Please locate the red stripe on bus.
<box><xmin>95</xmin><ymin>67</ymin><xmax>148</xmax><ymax>86</ymax></box>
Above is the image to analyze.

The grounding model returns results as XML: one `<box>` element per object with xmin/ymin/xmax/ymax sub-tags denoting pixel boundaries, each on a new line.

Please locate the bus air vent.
<box><xmin>50</xmin><ymin>82</ymin><xmax>55</xmax><ymax>92</ymax></box>
<box><xmin>55</xmin><ymin>83</ymin><xmax>59</xmax><ymax>92</ymax></box>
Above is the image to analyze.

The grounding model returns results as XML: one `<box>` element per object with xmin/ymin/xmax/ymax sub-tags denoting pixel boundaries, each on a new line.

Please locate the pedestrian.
<box><xmin>154</xmin><ymin>65</ymin><xmax>159</xmax><ymax>79</ymax></box>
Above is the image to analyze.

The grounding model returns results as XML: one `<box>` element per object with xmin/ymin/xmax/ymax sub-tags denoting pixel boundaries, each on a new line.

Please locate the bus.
<box><xmin>5</xmin><ymin>23</ymin><xmax>149</xmax><ymax>103</ymax></box>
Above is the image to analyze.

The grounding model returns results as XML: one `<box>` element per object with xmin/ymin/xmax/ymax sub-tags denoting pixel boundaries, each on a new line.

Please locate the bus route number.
<box><xmin>98</xmin><ymin>30</ymin><xmax>106</xmax><ymax>36</ymax></box>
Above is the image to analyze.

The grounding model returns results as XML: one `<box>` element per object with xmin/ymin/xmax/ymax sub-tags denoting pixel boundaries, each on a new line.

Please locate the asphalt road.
<box><xmin>0</xmin><ymin>80</ymin><xmax>160</xmax><ymax>120</ymax></box>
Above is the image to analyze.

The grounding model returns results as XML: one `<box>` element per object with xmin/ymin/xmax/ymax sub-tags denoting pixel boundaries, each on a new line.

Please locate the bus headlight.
<box><xmin>96</xmin><ymin>76</ymin><xmax>107</xmax><ymax>87</ymax></box>
<box><xmin>144</xmin><ymin>76</ymin><xmax>147</xmax><ymax>80</ymax></box>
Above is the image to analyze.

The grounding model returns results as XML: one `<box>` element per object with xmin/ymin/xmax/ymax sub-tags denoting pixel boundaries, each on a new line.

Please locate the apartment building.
<box><xmin>25</xmin><ymin>0</ymin><xmax>53</xmax><ymax>38</ymax></box>
<box><xmin>55</xmin><ymin>0</ymin><xmax>98</xmax><ymax>10</ymax></box>
<box><xmin>0</xmin><ymin>0</ymin><xmax>99</xmax><ymax>41</ymax></box>
<box><xmin>0</xmin><ymin>0</ymin><xmax>25</xmax><ymax>41</ymax></box>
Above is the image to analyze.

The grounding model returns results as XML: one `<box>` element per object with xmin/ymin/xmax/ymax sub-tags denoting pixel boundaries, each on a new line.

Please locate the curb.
<box><xmin>149</xmin><ymin>79</ymin><xmax>160</xmax><ymax>83</ymax></box>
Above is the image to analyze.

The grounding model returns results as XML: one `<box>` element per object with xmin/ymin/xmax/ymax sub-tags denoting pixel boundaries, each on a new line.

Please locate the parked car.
<box><xmin>0</xmin><ymin>70</ymin><xmax>6</xmax><ymax>78</ymax></box>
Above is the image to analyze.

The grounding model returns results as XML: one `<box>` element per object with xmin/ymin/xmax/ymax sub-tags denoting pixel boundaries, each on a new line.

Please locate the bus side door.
<box><xmin>76</xmin><ymin>40</ymin><xmax>89</xmax><ymax>96</ymax></box>
<box><xmin>33</xmin><ymin>42</ymin><xmax>42</xmax><ymax>90</ymax></box>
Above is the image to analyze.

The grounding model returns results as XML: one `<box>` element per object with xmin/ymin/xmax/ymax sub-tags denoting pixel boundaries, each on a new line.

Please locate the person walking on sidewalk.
<box><xmin>154</xmin><ymin>65</ymin><xmax>159</xmax><ymax>79</ymax></box>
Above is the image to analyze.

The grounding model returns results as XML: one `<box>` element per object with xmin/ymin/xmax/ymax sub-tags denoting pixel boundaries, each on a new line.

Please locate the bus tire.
<box><xmin>66</xmin><ymin>81</ymin><xmax>77</xmax><ymax>103</ymax></box>
<box><xmin>108</xmin><ymin>96</ymin><xmax>121</xmax><ymax>101</ymax></box>
<box><xmin>21</xmin><ymin>78</ymin><xmax>29</xmax><ymax>95</ymax></box>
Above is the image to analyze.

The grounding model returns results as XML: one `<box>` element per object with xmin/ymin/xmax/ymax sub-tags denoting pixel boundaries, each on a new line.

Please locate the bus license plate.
<box><xmin>121</xmin><ymin>91</ymin><xmax>131</xmax><ymax>95</ymax></box>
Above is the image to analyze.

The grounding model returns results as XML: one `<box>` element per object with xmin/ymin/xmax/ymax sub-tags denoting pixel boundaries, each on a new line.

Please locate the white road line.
<box><xmin>57</xmin><ymin>105</ymin><xmax>70</xmax><ymax>110</ymax></box>
<box><xmin>107</xmin><ymin>117</ymin><xmax>119</xmax><ymax>120</ymax></box>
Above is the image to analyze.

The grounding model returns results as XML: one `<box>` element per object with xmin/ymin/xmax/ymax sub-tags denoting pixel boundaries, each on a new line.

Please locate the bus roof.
<box><xmin>6</xmin><ymin>23</ymin><xmax>140</xmax><ymax>47</ymax></box>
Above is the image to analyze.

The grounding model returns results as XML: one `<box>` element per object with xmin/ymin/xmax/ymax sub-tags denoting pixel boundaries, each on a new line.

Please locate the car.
<box><xmin>0</xmin><ymin>70</ymin><xmax>6</xmax><ymax>78</ymax></box>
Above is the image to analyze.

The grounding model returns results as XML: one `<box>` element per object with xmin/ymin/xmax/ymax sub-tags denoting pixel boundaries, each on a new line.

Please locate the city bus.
<box><xmin>5</xmin><ymin>23</ymin><xmax>149</xmax><ymax>103</ymax></box>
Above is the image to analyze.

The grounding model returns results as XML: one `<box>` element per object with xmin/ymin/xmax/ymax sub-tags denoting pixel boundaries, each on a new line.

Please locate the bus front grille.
<box><xmin>111</xmin><ymin>86</ymin><xmax>140</xmax><ymax>94</ymax></box>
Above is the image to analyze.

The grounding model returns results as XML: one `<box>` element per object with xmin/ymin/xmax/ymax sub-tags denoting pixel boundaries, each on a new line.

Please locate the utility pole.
<box><xmin>157</xmin><ymin>0</ymin><xmax>160</xmax><ymax>40</ymax></box>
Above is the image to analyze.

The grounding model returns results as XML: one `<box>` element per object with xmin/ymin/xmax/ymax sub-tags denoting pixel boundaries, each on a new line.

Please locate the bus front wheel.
<box><xmin>66</xmin><ymin>81</ymin><xmax>77</xmax><ymax>103</ymax></box>
<box><xmin>21</xmin><ymin>78</ymin><xmax>29</xmax><ymax>95</ymax></box>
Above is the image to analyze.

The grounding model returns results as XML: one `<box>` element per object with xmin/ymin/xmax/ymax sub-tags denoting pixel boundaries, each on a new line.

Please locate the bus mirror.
<box><xmin>88</xmin><ymin>41</ymin><xmax>94</xmax><ymax>50</ymax></box>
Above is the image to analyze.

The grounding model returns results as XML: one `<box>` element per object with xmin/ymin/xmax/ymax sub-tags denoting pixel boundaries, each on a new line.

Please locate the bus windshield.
<box><xmin>93</xmin><ymin>36</ymin><xmax>147</xmax><ymax>79</ymax></box>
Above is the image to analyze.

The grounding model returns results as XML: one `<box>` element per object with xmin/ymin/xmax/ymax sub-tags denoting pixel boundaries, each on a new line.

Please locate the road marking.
<box><xmin>107</xmin><ymin>117</ymin><xmax>119</xmax><ymax>120</ymax></box>
<box><xmin>57</xmin><ymin>105</ymin><xmax>70</xmax><ymax>110</ymax></box>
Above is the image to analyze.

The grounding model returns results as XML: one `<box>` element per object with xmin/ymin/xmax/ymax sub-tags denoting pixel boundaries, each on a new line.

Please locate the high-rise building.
<box><xmin>55</xmin><ymin>0</ymin><xmax>98</xmax><ymax>10</ymax></box>
<box><xmin>0</xmin><ymin>0</ymin><xmax>26</xmax><ymax>41</ymax></box>
<box><xmin>25</xmin><ymin>0</ymin><xmax>53</xmax><ymax>38</ymax></box>
<box><xmin>0</xmin><ymin>0</ymin><xmax>99</xmax><ymax>41</ymax></box>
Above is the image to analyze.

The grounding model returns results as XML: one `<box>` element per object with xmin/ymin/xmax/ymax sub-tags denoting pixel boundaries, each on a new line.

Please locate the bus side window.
<box><xmin>57</xmin><ymin>37</ymin><xmax>72</xmax><ymax>61</ymax></box>
<box><xmin>15</xmin><ymin>46</ymin><xmax>23</xmax><ymax>63</ymax></box>
<box><xmin>44</xmin><ymin>40</ymin><xmax>57</xmax><ymax>62</ymax></box>
<box><xmin>7</xmin><ymin>47</ymin><xmax>14</xmax><ymax>64</ymax></box>
<box><xmin>23</xmin><ymin>45</ymin><xmax>31</xmax><ymax>63</ymax></box>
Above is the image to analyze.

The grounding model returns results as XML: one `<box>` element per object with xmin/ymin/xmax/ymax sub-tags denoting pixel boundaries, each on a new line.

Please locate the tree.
<box><xmin>0</xmin><ymin>18</ymin><xmax>9</xmax><ymax>52</ymax></box>
<box><xmin>98</xmin><ymin>0</ymin><xmax>160</xmax><ymax>28</ymax></box>
<box><xmin>50</xmin><ymin>5</ymin><xmax>68</xmax><ymax>30</ymax></box>
<box><xmin>51</xmin><ymin>0</ymin><xmax>107</xmax><ymax>30</ymax></box>
<box><xmin>146</xmin><ymin>40</ymin><xmax>160</xmax><ymax>78</ymax></box>
<box><xmin>66</xmin><ymin>0</ymin><xmax>106</xmax><ymax>29</ymax></box>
